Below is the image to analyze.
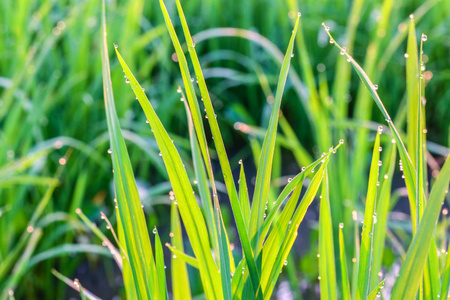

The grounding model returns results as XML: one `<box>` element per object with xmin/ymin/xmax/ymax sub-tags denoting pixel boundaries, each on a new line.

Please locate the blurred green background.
<box><xmin>0</xmin><ymin>0</ymin><xmax>448</xmax><ymax>298</ymax></box>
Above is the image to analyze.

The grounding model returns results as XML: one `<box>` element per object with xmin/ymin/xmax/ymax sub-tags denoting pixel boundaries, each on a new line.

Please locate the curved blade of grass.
<box><xmin>115</xmin><ymin>50</ymin><xmax>221</xmax><ymax>300</ymax></box>
<box><xmin>370</xmin><ymin>143</ymin><xmax>396</xmax><ymax>289</ymax></box>
<box><xmin>51</xmin><ymin>269</ymin><xmax>100</xmax><ymax>300</ymax></box>
<box><xmin>338</xmin><ymin>225</ymin><xmax>351</xmax><ymax>300</ymax></box>
<box><xmin>154</xmin><ymin>229</ymin><xmax>168</xmax><ymax>300</ymax></box>
<box><xmin>101</xmin><ymin>1</ymin><xmax>158</xmax><ymax>298</ymax></box>
<box><xmin>406</xmin><ymin>16</ymin><xmax>419</xmax><ymax>169</ymax></box>
<box><xmin>323</xmin><ymin>27</ymin><xmax>418</xmax><ymax>231</ymax></box>
<box><xmin>391</xmin><ymin>156</ymin><xmax>450</xmax><ymax>299</ymax></box>
<box><xmin>356</xmin><ymin>130</ymin><xmax>381</xmax><ymax>300</ymax></box>
<box><xmin>249</xmin><ymin>15</ymin><xmax>300</xmax><ymax>250</ymax></box>
<box><xmin>27</xmin><ymin>243</ymin><xmax>112</xmax><ymax>268</ymax></box>
<box><xmin>367</xmin><ymin>279</ymin><xmax>385</xmax><ymax>300</ymax></box>
<box><xmin>169</xmin><ymin>202</ymin><xmax>191</xmax><ymax>300</ymax></box>
<box><xmin>318</xmin><ymin>170</ymin><xmax>337</xmax><ymax>300</ymax></box>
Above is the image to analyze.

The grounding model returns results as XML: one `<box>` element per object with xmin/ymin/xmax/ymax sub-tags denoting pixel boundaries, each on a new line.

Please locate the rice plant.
<box><xmin>1</xmin><ymin>0</ymin><xmax>448</xmax><ymax>299</ymax></box>
<box><xmin>53</xmin><ymin>1</ymin><xmax>449</xmax><ymax>299</ymax></box>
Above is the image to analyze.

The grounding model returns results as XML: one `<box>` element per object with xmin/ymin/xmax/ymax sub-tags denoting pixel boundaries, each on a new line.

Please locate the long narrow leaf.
<box><xmin>115</xmin><ymin>49</ymin><xmax>222</xmax><ymax>300</ymax></box>
<box><xmin>356</xmin><ymin>130</ymin><xmax>381</xmax><ymax>300</ymax></box>
<box><xmin>391</xmin><ymin>157</ymin><xmax>450</xmax><ymax>299</ymax></box>
<box><xmin>318</xmin><ymin>170</ymin><xmax>337</xmax><ymax>300</ymax></box>
<box><xmin>101</xmin><ymin>1</ymin><xmax>158</xmax><ymax>298</ymax></box>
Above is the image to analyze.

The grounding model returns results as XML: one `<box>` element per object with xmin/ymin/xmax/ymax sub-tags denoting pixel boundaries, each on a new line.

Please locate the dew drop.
<box><xmin>404</xmin><ymin>53</ymin><xmax>409</xmax><ymax>58</ymax></box>
<box><xmin>177</xmin><ymin>87</ymin><xmax>182</xmax><ymax>93</ymax></box>
<box><xmin>297</xmin><ymin>12</ymin><xmax>301</xmax><ymax>17</ymax></box>
<box><xmin>339</xmin><ymin>139</ymin><xmax>344</xmax><ymax>144</ymax></box>
<box><xmin>107</xmin><ymin>149</ymin><xmax>112</xmax><ymax>154</ymax></box>
<box><xmin>339</xmin><ymin>223</ymin><xmax>344</xmax><ymax>228</ymax></box>
<box><xmin>284</xmin><ymin>260</ymin><xmax>288</xmax><ymax>265</ymax></box>
<box><xmin>421</xmin><ymin>34</ymin><xmax>427</xmax><ymax>42</ymax></box>
<box><xmin>114</xmin><ymin>44</ymin><xmax>118</xmax><ymax>49</ymax></box>
<box><xmin>373</xmin><ymin>84</ymin><xmax>378</xmax><ymax>90</ymax></box>
<box><xmin>290</xmin><ymin>53</ymin><xmax>294</xmax><ymax>57</ymax></box>
<box><xmin>287</xmin><ymin>178</ymin><xmax>292</xmax><ymax>183</ymax></box>
<box><xmin>153</xmin><ymin>227</ymin><xmax>157</xmax><ymax>234</ymax></box>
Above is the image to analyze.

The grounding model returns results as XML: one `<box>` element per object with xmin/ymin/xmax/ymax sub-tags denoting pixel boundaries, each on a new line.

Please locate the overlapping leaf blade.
<box><xmin>356</xmin><ymin>131</ymin><xmax>381</xmax><ymax>300</ymax></box>
<box><xmin>115</xmin><ymin>49</ymin><xmax>222</xmax><ymax>300</ymax></box>
<box><xmin>101</xmin><ymin>1</ymin><xmax>158</xmax><ymax>298</ymax></box>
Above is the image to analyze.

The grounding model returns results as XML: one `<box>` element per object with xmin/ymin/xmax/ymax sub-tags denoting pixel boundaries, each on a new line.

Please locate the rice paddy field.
<box><xmin>0</xmin><ymin>0</ymin><xmax>449</xmax><ymax>299</ymax></box>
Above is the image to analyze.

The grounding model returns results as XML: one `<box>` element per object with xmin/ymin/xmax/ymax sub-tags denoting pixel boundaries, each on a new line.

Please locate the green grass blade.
<box><xmin>249</xmin><ymin>15</ymin><xmax>300</xmax><ymax>250</ymax></box>
<box><xmin>169</xmin><ymin>202</ymin><xmax>192</xmax><ymax>300</ymax></box>
<box><xmin>367</xmin><ymin>279</ymin><xmax>385</xmax><ymax>300</ymax></box>
<box><xmin>406</xmin><ymin>16</ymin><xmax>419</xmax><ymax>170</ymax></box>
<box><xmin>370</xmin><ymin>143</ymin><xmax>396</xmax><ymax>289</ymax></box>
<box><xmin>318</xmin><ymin>170</ymin><xmax>337</xmax><ymax>300</ymax></box>
<box><xmin>356</xmin><ymin>130</ymin><xmax>381</xmax><ymax>300</ymax></box>
<box><xmin>238</xmin><ymin>163</ymin><xmax>251</xmax><ymax>228</ymax></box>
<box><xmin>391</xmin><ymin>156</ymin><xmax>450</xmax><ymax>299</ymax></box>
<box><xmin>154</xmin><ymin>229</ymin><xmax>168</xmax><ymax>300</ymax></box>
<box><xmin>101</xmin><ymin>1</ymin><xmax>158</xmax><ymax>298</ymax></box>
<box><xmin>115</xmin><ymin>49</ymin><xmax>222</xmax><ymax>300</ymax></box>
<box><xmin>217</xmin><ymin>211</ymin><xmax>232</xmax><ymax>300</ymax></box>
<box><xmin>339</xmin><ymin>224</ymin><xmax>351</xmax><ymax>300</ymax></box>
<box><xmin>323</xmin><ymin>27</ymin><xmax>418</xmax><ymax>231</ymax></box>
<box><xmin>440</xmin><ymin>240</ymin><xmax>450</xmax><ymax>300</ymax></box>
